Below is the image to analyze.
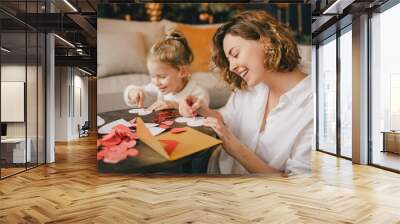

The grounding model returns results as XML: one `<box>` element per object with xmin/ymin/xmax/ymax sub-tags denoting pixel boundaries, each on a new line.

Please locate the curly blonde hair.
<box><xmin>148</xmin><ymin>30</ymin><xmax>193</xmax><ymax>70</ymax></box>
<box><xmin>212</xmin><ymin>10</ymin><xmax>301</xmax><ymax>90</ymax></box>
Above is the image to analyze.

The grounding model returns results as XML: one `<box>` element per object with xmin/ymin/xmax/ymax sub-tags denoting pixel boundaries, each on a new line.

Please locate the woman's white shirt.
<box><xmin>218</xmin><ymin>75</ymin><xmax>314</xmax><ymax>175</ymax></box>
<box><xmin>123</xmin><ymin>79</ymin><xmax>210</xmax><ymax>107</ymax></box>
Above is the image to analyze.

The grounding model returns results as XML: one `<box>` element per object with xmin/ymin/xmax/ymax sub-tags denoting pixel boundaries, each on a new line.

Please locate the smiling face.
<box><xmin>212</xmin><ymin>10</ymin><xmax>301</xmax><ymax>90</ymax></box>
<box><xmin>222</xmin><ymin>34</ymin><xmax>267</xmax><ymax>87</ymax></box>
<box><xmin>147</xmin><ymin>60</ymin><xmax>187</xmax><ymax>94</ymax></box>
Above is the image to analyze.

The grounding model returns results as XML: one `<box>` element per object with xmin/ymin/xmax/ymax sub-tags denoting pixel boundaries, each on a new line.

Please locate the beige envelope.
<box><xmin>136</xmin><ymin>117</ymin><xmax>221</xmax><ymax>160</ymax></box>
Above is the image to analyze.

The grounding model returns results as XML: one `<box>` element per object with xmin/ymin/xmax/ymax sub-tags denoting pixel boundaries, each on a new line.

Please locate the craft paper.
<box><xmin>145</xmin><ymin>123</ymin><xmax>159</xmax><ymax>128</ymax></box>
<box><xmin>170</xmin><ymin>127</ymin><xmax>187</xmax><ymax>134</ymax></box>
<box><xmin>136</xmin><ymin>117</ymin><xmax>221</xmax><ymax>160</ymax></box>
<box><xmin>175</xmin><ymin>117</ymin><xmax>190</xmax><ymax>123</ymax></box>
<box><xmin>97</xmin><ymin>115</ymin><xmax>106</xmax><ymax>127</ymax></box>
<box><xmin>98</xmin><ymin>119</ymin><xmax>132</xmax><ymax>134</ymax></box>
<box><xmin>149</xmin><ymin>126</ymin><xmax>166</xmax><ymax>136</ymax></box>
<box><xmin>187</xmin><ymin>117</ymin><xmax>205</xmax><ymax>127</ymax></box>
<box><xmin>174</xmin><ymin>116</ymin><xmax>205</xmax><ymax>127</ymax></box>
<box><xmin>129</xmin><ymin>108</ymin><xmax>152</xmax><ymax>116</ymax></box>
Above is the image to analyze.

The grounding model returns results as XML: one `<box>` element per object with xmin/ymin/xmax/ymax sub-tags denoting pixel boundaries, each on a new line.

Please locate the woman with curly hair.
<box><xmin>179</xmin><ymin>10</ymin><xmax>313</xmax><ymax>175</ymax></box>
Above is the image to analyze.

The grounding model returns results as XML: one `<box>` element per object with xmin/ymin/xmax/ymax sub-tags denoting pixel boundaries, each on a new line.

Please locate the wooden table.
<box><xmin>97</xmin><ymin>109</ymin><xmax>217</xmax><ymax>173</ymax></box>
<box><xmin>1</xmin><ymin>138</ymin><xmax>32</xmax><ymax>167</ymax></box>
<box><xmin>381</xmin><ymin>131</ymin><xmax>400</xmax><ymax>154</ymax></box>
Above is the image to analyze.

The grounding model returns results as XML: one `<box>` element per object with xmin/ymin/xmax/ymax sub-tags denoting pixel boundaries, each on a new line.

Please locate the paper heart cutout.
<box><xmin>126</xmin><ymin>148</ymin><xmax>140</xmax><ymax>157</ymax></box>
<box><xmin>159</xmin><ymin>139</ymin><xmax>179</xmax><ymax>156</ymax></box>
<box><xmin>162</xmin><ymin>120</ymin><xmax>174</xmax><ymax>126</ymax></box>
<box><xmin>170</xmin><ymin>127</ymin><xmax>187</xmax><ymax>134</ymax></box>
<box><xmin>159</xmin><ymin>124</ymin><xmax>170</xmax><ymax>129</ymax></box>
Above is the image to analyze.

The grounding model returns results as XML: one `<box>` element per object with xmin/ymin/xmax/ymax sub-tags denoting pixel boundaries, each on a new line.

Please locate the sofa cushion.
<box><xmin>176</xmin><ymin>24</ymin><xmax>220</xmax><ymax>73</ymax></box>
<box><xmin>97</xmin><ymin>32</ymin><xmax>148</xmax><ymax>77</ymax></box>
<box><xmin>161</xmin><ymin>20</ymin><xmax>221</xmax><ymax>73</ymax></box>
<box><xmin>97</xmin><ymin>18</ymin><xmax>165</xmax><ymax>51</ymax></box>
<box><xmin>97</xmin><ymin>74</ymin><xmax>156</xmax><ymax>113</ymax></box>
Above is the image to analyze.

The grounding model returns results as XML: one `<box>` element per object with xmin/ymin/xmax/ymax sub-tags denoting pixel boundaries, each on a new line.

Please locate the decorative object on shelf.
<box><xmin>145</xmin><ymin>3</ymin><xmax>162</xmax><ymax>22</ymax></box>
<box><xmin>124</xmin><ymin>14</ymin><xmax>131</xmax><ymax>21</ymax></box>
<box><xmin>199</xmin><ymin>12</ymin><xmax>213</xmax><ymax>24</ymax></box>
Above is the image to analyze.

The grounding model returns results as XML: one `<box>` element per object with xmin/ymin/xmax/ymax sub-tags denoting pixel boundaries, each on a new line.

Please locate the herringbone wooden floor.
<box><xmin>1</xmin><ymin>135</ymin><xmax>400</xmax><ymax>224</ymax></box>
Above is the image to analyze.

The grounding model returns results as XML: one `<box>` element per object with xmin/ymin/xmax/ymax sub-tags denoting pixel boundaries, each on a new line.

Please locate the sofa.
<box><xmin>97</xmin><ymin>18</ymin><xmax>311</xmax><ymax>113</ymax></box>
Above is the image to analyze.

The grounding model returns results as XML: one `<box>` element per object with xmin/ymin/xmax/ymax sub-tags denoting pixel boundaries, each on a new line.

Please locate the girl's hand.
<box><xmin>203</xmin><ymin>117</ymin><xmax>244</xmax><ymax>156</ymax></box>
<box><xmin>148</xmin><ymin>100</ymin><xmax>178</xmax><ymax>111</ymax></box>
<box><xmin>128</xmin><ymin>89</ymin><xmax>145</xmax><ymax>108</ymax></box>
<box><xmin>179</xmin><ymin>95</ymin><xmax>207</xmax><ymax>117</ymax></box>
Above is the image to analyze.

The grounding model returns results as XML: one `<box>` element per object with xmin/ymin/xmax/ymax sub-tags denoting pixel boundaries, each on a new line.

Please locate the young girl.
<box><xmin>123</xmin><ymin>30</ymin><xmax>209</xmax><ymax>111</ymax></box>
<box><xmin>180</xmin><ymin>10</ymin><xmax>313</xmax><ymax>175</ymax></box>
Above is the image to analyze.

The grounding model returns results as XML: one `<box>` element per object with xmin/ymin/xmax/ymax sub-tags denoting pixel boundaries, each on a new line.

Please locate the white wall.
<box><xmin>54</xmin><ymin>67</ymin><xmax>89</xmax><ymax>141</ymax></box>
<box><xmin>1</xmin><ymin>64</ymin><xmax>46</xmax><ymax>164</ymax></box>
<box><xmin>1</xmin><ymin>66</ymin><xmax>26</xmax><ymax>136</ymax></box>
<box><xmin>55</xmin><ymin>67</ymin><xmax>70</xmax><ymax>141</ymax></box>
<box><xmin>1</xmin><ymin>65</ymin><xmax>36</xmax><ymax>138</ymax></box>
<box><xmin>71</xmin><ymin>73</ymin><xmax>89</xmax><ymax>138</ymax></box>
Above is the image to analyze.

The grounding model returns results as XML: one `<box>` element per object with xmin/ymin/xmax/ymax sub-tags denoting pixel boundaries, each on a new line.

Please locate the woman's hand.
<box><xmin>128</xmin><ymin>89</ymin><xmax>145</xmax><ymax>108</ymax></box>
<box><xmin>148</xmin><ymin>100</ymin><xmax>178</xmax><ymax>111</ymax></box>
<box><xmin>179</xmin><ymin>95</ymin><xmax>208</xmax><ymax>117</ymax></box>
<box><xmin>203</xmin><ymin>117</ymin><xmax>244</xmax><ymax>156</ymax></box>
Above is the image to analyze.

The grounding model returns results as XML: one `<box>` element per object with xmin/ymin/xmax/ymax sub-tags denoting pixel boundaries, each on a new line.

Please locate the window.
<box><xmin>371</xmin><ymin>2</ymin><xmax>400</xmax><ymax>171</ymax></box>
<box><xmin>317</xmin><ymin>35</ymin><xmax>337</xmax><ymax>154</ymax></box>
<box><xmin>339</xmin><ymin>27</ymin><xmax>352</xmax><ymax>158</ymax></box>
<box><xmin>0</xmin><ymin>1</ymin><xmax>47</xmax><ymax>179</ymax></box>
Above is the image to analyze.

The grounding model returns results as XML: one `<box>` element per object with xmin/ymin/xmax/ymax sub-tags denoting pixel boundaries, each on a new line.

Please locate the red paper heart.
<box><xmin>170</xmin><ymin>127</ymin><xmax>186</xmax><ymax>134</ymax></box>
<box><xmin>98</xmin><ymin>123</ymin><xmax>140</xmax><ymax>163</ymax></box>
<box><xmin>120</xmin><ymin>139</ymin><xmax>137</xmax><ymax>148</ymax></box>
<box><xmin>103</xmin><ymin>150</ymin><xmax>128</xmax><ymax>164</ymax></box>
<box><xmin>159</xmin><ymin>140</ymin><xmax>179</xmax><ymax>156</ymax></box>
<box><xmin>102</xmin><ymin>129</ymin><xmax>116</xmax><ymax>141</ymax></box>
<box><xmin>128</xmin><ymin>132</ymin><xmax>139</xmax><ymax>140</ymax></box>
<box><xmin>114</xmin><ymin>124</ymin><xmax>132</xmax><ymax>138</ymax></box>
<box><xmin>109</xmin><ymin>144</ymin><xmax>127</xmax><ymax>153</ymax></box>
<box><xmin>159</xmin><ymin>124</ymin><xmax>170</xmax><ymax>129</ymax></box>
<box><xmin>154</xmin><ymin>111</ymin><xmax>180</xmax><ymax>123</ymax></box>
<box><xmin>162</xmin><ymin>120</ymin><xmax>174</xmax><ymax>126</ymax></box>
<box><xmin>98</xmin><ymin>122</ymin><xmax>143</xmax><ymax>163</ymax></box>
<box><xmin>101</xmin><ymin>135</ymin><xmax>121</xmax><ymax>146</ymax></box>
<box><xmin>97</xmin><ymin>140</ymin><xmax>102</xmax><ymax>148</ymax></box>
<box><xmin>97</xmin><ymin>149</ymin><xmax>109</xmax><ymax>160</ymax></box>
<box><xmin>126</xmin><ymin>148</ymin><xmax>140</xmax><ymax>157</ymax></box>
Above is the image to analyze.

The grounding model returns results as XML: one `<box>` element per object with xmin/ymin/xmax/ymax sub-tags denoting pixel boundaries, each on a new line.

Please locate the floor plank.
<box><xmin>0</xmin><ymin>135</ymin><xmax>399</xmax><ymax>223</ymax></box>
